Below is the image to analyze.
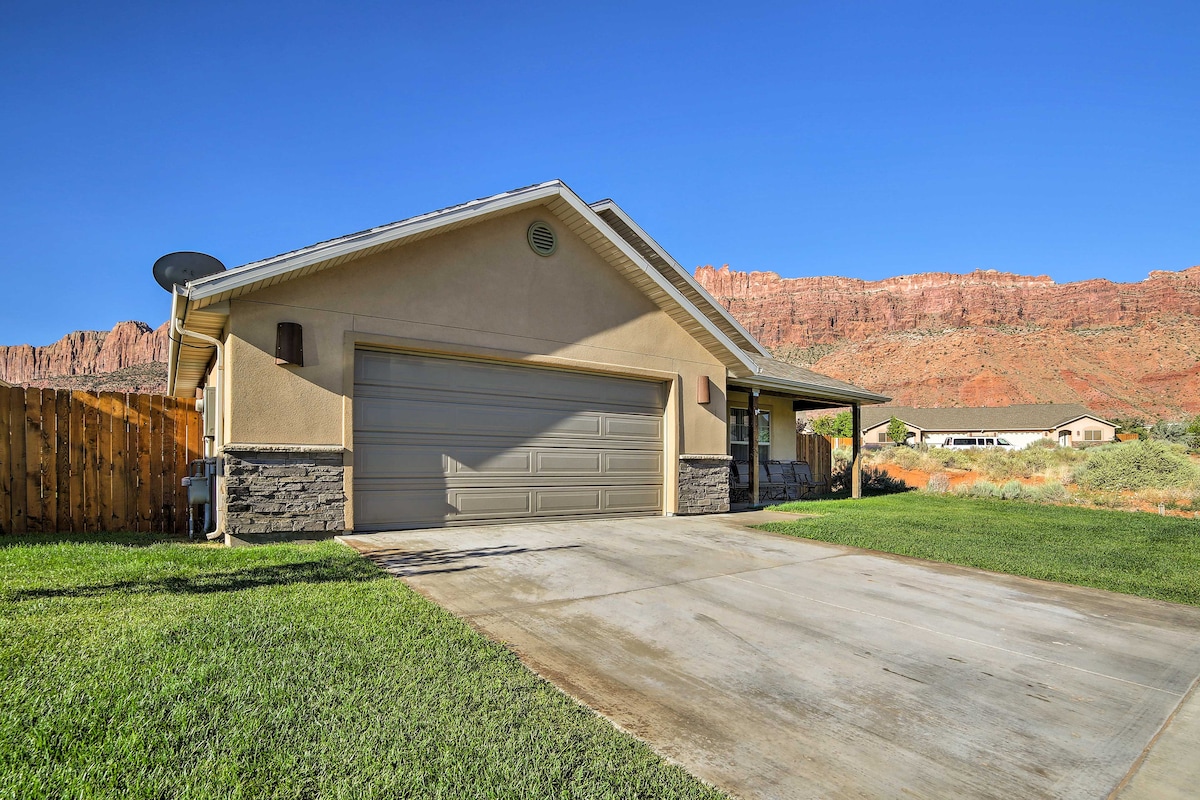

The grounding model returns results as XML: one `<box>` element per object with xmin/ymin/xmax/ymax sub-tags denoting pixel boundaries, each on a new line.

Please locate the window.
<box><xmin>730</xmin><ymin>408</ymin><xmax>770</xmax><ymax>461</ymax></box>
<box><xmin>877</xmin><ymin>432</ymin><xmax>889</xmax><ymax>443</ymax></box>
<box><xmin>1083</xmin><ymin>429</ymin><xmax>1103</xmax><ymax>441</ymax></box>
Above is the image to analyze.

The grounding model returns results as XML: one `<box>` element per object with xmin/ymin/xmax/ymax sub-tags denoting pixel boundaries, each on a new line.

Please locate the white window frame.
<box><xmin>730</xmin><ymin>408</ymin><xmax>770</xmax><ymax>461</ymax></box>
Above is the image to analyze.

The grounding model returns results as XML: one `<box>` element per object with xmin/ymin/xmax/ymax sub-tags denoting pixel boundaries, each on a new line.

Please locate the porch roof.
<box><xmin>730</xmin><ymin>354</ymin><xmax>890</xmax><ymax>408</ymax></box>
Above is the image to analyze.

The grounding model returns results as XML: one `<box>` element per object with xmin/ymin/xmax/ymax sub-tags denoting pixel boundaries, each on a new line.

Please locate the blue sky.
<box><xmin>2</xmin><ymin>1</ymin><xmax>1197</xmax><ymax>345</ymax></box>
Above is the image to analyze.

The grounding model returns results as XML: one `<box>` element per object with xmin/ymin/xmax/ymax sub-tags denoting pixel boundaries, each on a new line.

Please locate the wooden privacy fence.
<box><xmin>797</xmin><ymin>433</ymin><xmax>832</xmax><ymax>489</ymax></box>
<box><xmin>0</xmin><ymin>386</ymin><xmax>202</xmax><ymax>535</ymax></box>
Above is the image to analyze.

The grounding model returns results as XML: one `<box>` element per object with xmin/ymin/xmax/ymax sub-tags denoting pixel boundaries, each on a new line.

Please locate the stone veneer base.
<box><xmin>222</xmin><ymin>447</ymin><xmax>346</xmax><ymax>537</ymax></box>
<box><xmin>677</xmin><ymin>454</ymin><xmax>732</xmax><ymax>515</ymax></box>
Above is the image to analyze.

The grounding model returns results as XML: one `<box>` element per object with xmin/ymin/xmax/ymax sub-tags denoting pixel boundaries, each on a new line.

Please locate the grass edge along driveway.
<box><xmin>763</xmin><ymin>493</ymin><xmax>1200</xmax><ymax>607</ymax></box>
<box><xmin>0</xmin><ymin>536</ymin><xmax>726</xmax><ymax>800</ymax></box>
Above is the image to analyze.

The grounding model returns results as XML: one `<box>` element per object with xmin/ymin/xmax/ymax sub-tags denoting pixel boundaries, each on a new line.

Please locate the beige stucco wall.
<box><xmin>222</xmin><ymin>205</ymin><xmax>730</xmax><ymax>462</ymax></box>
<box><xmin>862</xmin><ymin>420</ymin><xmax>920</xmax><ymax>444</ymax></box>
<box><xmin>1062</xmin><ymin>418</ymin><xmax>1117</xmax><ymax>444</ymax></box>
<box><xmin>726</xmin><ymin>390</ymin><xmax>798</xmax><ymax>461</ymax></box>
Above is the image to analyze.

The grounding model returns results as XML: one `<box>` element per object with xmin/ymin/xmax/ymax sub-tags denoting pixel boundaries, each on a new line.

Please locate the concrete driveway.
<box><xmin>342</xmin><ymin>513</ymin><xmax>1200</xmax><ymax>799</ymax></box>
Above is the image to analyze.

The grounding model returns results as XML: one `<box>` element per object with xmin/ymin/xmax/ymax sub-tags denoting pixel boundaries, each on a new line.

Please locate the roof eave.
<box><xmin>166</xmin><ymin>289</ymin><xmax>183</xmax><ymax>396</ymax></box>
<box><xmin>556</xmin><ymin>193</ymin><xmax>758</xmax><ymax>376</ymax></box>
<box><xmin>1054</xmin><ymin>413</ymin><xmax>1112</xmax><ymax>428</ymax></box>
<box><xmin>175</xmin><ymin>181</ymin><xmax>759</xmax><ymax>378</ymax></box>
<box><xmin>186</xmin><ymin>181</ymin><xmax>568</xmax><ymax>308</ymax></box>
<box><xmin>588</xmin><ymin>199</ymin><xmax>771</xmax><ymax>358</ymax></box>
<box><xmin>736</xmin><ymin>374</ymin><xmax>890</xmax><ymax>405</ymax></box>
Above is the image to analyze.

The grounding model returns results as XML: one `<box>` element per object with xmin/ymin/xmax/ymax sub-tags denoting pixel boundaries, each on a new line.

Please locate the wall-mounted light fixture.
<box><xmin>276</xmin><ymin>322</ymin><xmax>303</xmax><ymax>366</ymax></box>
<box><xmin>697</xmin><ymin>376</ymin><xmax>711</xmax><ymax>405</ymax></box>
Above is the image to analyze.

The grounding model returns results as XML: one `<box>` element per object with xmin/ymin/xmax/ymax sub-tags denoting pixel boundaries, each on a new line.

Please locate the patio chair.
<box><xmin>793</xmin><ymin>462</ymin><xmax>828</xmax><ymax>498</ymax></box>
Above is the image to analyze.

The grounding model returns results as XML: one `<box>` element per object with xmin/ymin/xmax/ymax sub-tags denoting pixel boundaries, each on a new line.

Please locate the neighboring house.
<box><xmin>859</xmin><ymin>404</ymin><xmax>1116</xmax><ymax>449</ymax></box>
<box><xmin>166</xmin><ymin>181</ymin><xmax>888</xmax><ymax>543</ymax></box>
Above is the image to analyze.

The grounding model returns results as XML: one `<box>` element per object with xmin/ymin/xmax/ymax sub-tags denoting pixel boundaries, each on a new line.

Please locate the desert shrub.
<box><xmin>929</xmin><ymin>448</ymin><xmax>972</xmax><ymax>470</ymax></box>
<box><xmin>831</xmin><ymin>447</ymin><xmax>852</xmax><ymax>481</ymax></box>
<box><xmin>1026</xmin><ymin>437</ymin><xmax>1058</xmax><ymax>450</ymax></box>
<box><xmin>829</xmin><ymin>463</ymin><xmax>913</xmax><ymax>495</ymax></box>
<box><xmin>1187</xmin><ymin>415</ymin><xmax>1200</xmax><ymax>452</ymax></box>
<box><xmin>926</xmin><ymin>472</ymin><xmax>951</xmax><ymax>493</ymax></box>
<box><xmin>1072</xmin><ymin>440</ymin><xmax>1200</xmax><ymax>491</ymax></box>
<box><xmin>864</xmin><ymin>466</ymin><xmax>913</xmax><ymax>494</ymax></box>
<box><xmin>978</xmin><ymin>450</ymin><xmax>1025</xmax><ymax>480</ymax></box>
<box><xmin>1016</xmin><ymin>447</ymin><xmax>1054</xmax><ymax>473</ymax></box>
<box><xmin>1035</xmin><ymin>482</ymin><xmax>1069</xmax><ymax>503</ymax></box>
<box><xmin>883</xmin><ymin>446</ymin><xmax>926</xmax><ymax>471</ymax></box>
<box><xmin>961</xmin><ymin>480</ymin><xmax>1001</xmax><ymax>499</ymax></box>
<box><xmin>1150</xmin><ymin>420</ymin><xmax>1189</xmax><ymax>445</ymax></box>
<box><xmin>1000</xmin><ymin>480</ymin><xmax>1025</xmax><ymax>500</ymax></box>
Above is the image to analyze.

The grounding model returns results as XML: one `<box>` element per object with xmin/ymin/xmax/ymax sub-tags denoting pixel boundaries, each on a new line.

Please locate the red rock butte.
<box><xmin>0</xmin><ymin>321</ymin><xmax>170</xmax><ymax>393</ymax></box>
<box><xmin>695</xmin><ymin>265</ymin><xmax>1200</xmax><ymax>419</ymax></box>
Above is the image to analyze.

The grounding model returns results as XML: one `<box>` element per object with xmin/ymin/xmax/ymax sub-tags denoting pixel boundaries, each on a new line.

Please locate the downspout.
<box><xmin>173</xmin><ymin>302</ymin><xmax>225</xmax><ymax>541</ymax></box>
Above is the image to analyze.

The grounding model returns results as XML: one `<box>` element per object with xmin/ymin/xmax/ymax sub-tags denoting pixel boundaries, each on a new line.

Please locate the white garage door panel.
<box><xmin>353</xmin><ymin>350</ymin><xmax>666</xmax><ymax>530</ymax></box>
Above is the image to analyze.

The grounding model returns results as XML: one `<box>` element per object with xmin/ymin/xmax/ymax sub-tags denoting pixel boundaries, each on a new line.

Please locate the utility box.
<box><xmin>202</xmin><ymin>386</ymin><xmax>217</xmax><ymax>439</ymax></box>
<box><xmin>185</xmin><ymin>475</ymin><xmax>210</xmax><ymax>506</ymax></box>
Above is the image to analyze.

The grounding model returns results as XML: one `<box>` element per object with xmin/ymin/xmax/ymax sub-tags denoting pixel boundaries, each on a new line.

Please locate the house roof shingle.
<box><xmin>747</xmin><ymin>355</ymin><xmax>890</xmax><ymax>404</ymax></box>
<box><xmin>859</xmin><ymin>404</ymin><xmax>1112</xmax><ymax>433</ymax></box>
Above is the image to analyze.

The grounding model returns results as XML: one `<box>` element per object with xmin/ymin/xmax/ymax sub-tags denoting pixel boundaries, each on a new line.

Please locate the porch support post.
<box><xmin>749</xmin><ymin>389</ymin><xmax>760</xmax><ymax>506</ymax></box>
<box><xmin>851</xmin><ymin>402</ymin><xmax>862</xmax><ymax>499</ymax></box>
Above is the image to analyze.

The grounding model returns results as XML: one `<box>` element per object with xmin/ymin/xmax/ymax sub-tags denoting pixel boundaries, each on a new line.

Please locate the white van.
<box><xmin>942</xmin><ymin>436</ymin><xmax>1014</xmax><ymax>450</ymax></box>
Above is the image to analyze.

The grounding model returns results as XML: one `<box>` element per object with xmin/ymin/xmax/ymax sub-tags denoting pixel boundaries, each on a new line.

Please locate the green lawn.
<box><xmin>0</xmin><ymin>536</ymin><xmax>725</xmax><ymax>800</ymax></box>
<box><xmin>762</xmin><ymin>493</ymin><xmax>1200</xmax><ymax>606</ymax></box>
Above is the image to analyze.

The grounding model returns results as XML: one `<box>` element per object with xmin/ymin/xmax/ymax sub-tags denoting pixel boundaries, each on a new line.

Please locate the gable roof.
<box><xmin>167</xmin><ymin>180</ymin><xmax>887</xmax><ymax>406</ymax></box>
<box><xmin>588</xmin><ymin>200</ymin><xmax>768</xmax><ymax>357</ymax></box>
<box><xmin>859</xmin><ymin>404</ymin><xmax>1112</xmax><ymax>433</ymax></box>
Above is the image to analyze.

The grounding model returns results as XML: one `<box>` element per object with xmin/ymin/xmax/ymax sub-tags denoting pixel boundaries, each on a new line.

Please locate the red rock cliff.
<box><xmin>696</xmin><ymin>265</ymin><xmax>1200</xmax><ymax>346</ymax></box>
<box><xmin>696</xmin><ymin>265</ymin><xmax>1200</xmax><ymax>419</ymax></box>
<box><xmin>0</xmin><ymin>321</ymin><xmax>170</xmax><ymax>385</ymax></box>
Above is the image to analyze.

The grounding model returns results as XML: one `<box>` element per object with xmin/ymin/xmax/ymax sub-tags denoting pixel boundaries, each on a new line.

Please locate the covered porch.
<box><xmin>725</xmin><ymin>356</ymin><xmax>888</xmax><ymax>507</ymax></box>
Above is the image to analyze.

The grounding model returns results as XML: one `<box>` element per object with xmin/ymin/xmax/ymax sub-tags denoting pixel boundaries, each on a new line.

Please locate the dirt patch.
<box><xmin>873</xmin><ymin>464</ymin><xmax>1200</xmax><ymax>519</ymax></box>
<box><xmin>875</xmin><ymin>465</ymin><xmax>984</xmax><ymax>490</ymax></box>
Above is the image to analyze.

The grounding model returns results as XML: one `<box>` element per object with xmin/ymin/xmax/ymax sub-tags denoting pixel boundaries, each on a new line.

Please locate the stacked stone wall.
<box><xmin>677</xmin><ymin>455</ymin><xmax>731</xmax><ymax>515</ymax></box>
<box><xmin>223</xmin><ymin>448</ymin><xmax>345</xmax><ymax>536</ymax></box>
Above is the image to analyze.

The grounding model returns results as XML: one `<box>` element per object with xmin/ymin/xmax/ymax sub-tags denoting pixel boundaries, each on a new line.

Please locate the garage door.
<box><xmin>353</xmin><ymin>350</ymin><xmax>665</xmax><ymax>531</ymax></box>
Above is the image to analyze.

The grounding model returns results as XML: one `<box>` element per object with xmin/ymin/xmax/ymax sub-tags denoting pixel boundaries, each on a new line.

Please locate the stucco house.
<box><xmin>860</xmin><ymin>404</ymin><xmax>1116</xmax><ymax>449</ymax></box>
<box><xmin>166</xmin><ymin>181</ymin><xmax>887</xmax><ymax>543</ymax></box>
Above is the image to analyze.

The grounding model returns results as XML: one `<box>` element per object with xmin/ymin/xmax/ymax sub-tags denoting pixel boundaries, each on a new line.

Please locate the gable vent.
<box><xmin>527</xmin><ymin>221</ymin><xmax>557</xmax><ymax>256</ymax></box>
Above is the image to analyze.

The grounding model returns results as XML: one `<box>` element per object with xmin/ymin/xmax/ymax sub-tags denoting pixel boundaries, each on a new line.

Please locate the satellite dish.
<box><xmin>153</xmin><ymin>251</ymin><xmax>226</xmax><ymax>292</ymax></box>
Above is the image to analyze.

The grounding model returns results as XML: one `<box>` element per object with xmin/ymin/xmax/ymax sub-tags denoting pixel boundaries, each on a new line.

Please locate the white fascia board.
<box><xmin>861</xmin><ymin>420</ymin><xmax>927</xmax><ymax>433</ymax></box>
<box><xmin>558</xmin><ymin>193</ymin><xmax>758</xmax><ymax>376</ymax></box>
<box><xmin>166</xmin><ymin>289</ymin><xmax>184</xmax><ymax>396</ymax></box>
<box><xmin>1054</xmin><ymin>414</ymin><xmax>1112</xmax><ymax>429</ymax></box>
<box><xmin>184</xmin><ymin>181</ymin><xmax>567</xmax><ymax>305</ymax></box>
<box><xmin>746</xmin><ymin>375</ymin><xmax>890</xmax><ymax>405</ymax></box>
<box><xmin>590</xmin><ymin>199</ymin><xmax>771</xmax><ymax>357</ymax></box>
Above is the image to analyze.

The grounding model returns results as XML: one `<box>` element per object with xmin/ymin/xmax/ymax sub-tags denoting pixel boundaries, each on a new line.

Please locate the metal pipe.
<box><xmin>173</xmin><ymin>312</ymin><xmax>225</xmax><ymax>541</ymax></box>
